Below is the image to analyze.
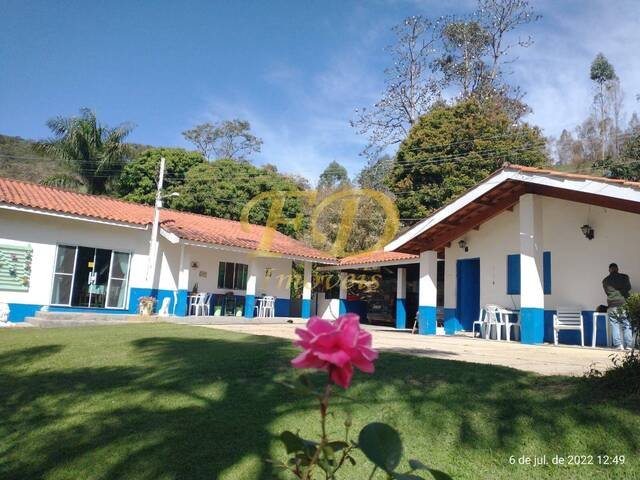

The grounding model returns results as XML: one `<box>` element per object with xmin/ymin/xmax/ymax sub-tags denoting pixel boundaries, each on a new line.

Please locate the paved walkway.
<box><xmin>199</xmin><ymin>323</ymin><xmax>618</xmax><ymax>376</ymax></box>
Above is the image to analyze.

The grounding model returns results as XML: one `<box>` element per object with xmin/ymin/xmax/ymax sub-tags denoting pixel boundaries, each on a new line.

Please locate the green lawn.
<box><xmin>0</xmin><ymin>324</ymin><xmax>638</xmax><ymax>480</ymax></box>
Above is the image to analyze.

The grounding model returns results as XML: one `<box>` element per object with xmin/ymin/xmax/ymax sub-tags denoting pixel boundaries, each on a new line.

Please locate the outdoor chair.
<box><xmin>223</xmin><ymin>292</ymin><xmax>236</xmax><ymax>316</ymax></box>
<box><xmin>483</xmin><ymin>304</ymin><xmax>504</xmax><ymax>340</ymax></box>
<box><xmin>262</xmin><ymin>296</ymin><xmax>275</xmax><ymax>317</ymax></box>
<box><xmin>472</xmin><ymin>308</ymin><xmax>488</xmax><ymax>338</ymax></box>
<box><xmin>190</xmin><ymin>293</ymin><xmax>211</xmax><ymax>316</ymax></box>
<box><xmin>553</xmin><ymin>308</ymin><xmax>585</xmax><ymax>346</ymax></box>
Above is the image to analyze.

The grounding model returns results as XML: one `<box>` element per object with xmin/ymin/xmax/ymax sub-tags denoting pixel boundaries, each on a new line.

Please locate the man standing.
<box><xmin>602</xmin><ymin>263</ymin><xmax>634</xmax><ymax>349</ymax></box>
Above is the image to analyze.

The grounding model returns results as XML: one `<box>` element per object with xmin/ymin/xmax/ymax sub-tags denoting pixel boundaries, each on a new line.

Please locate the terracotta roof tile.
<box><xmin>0</xmin><ymin>176</ymin><xmax>152</xmax><ymax>224</ymax></box>
<box><xmin>338</xmin><ymin>250</ymin><xmax>418</xmax><ymax>266</ymax></box>
<box><xmin>0</xmin><ymin>176</ymin><xmax>335</xmax><ymax>262</ymax></box>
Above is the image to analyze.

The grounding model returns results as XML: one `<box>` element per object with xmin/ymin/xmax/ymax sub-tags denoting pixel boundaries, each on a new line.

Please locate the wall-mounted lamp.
<box><xmin>581</xmin><ymin>224</ymin><xmax>594</xmax><ymax>240</ymax></box>
<box><xmin>458</xmin><ymin>239</ymin><xmax>469</xmax><ymax>252</ymax></box>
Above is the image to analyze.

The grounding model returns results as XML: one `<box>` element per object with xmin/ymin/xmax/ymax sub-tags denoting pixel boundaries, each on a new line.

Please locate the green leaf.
<box><xmin>280</xmin><ymin>431</ymin><xmax>304</xmax><ymax>454</ymax></box>
<box><xmin>358</xmin><ymin>422</ymin><xmax>403</xmax><ymax>472</ymax></box>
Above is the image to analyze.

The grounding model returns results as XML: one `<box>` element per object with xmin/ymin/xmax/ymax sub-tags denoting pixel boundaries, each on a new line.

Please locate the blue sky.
<box><xmin>2</xmin><ymin>0</ymin><xmax>640</xmax><ymax>183</ymax></box>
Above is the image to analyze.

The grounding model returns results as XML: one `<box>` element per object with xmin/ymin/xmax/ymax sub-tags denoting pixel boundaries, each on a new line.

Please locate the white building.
<box><xmin>2</xmin><ymin>165</ymin><xmax>639</xmax><ymax>347</ymax></box>
<box><xmin>0</xmin><ymin>177</ymin><xmax>334</xmax><ymax>322</ymax></box>
<box><xmin>326</xmin><ymin>165</ymin><xmax>640</xmax><ymax>346</ymax></box>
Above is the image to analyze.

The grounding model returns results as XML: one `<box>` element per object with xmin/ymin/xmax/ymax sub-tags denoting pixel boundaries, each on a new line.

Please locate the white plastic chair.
<box><xmin>497</xmin><ymin>307</ymin><xmax>520</xmax><ymax>342</ymax></box>
<box><xmin>254</xmin><ymin>297</ymin><xmax>264</xmax><ymax>317</ymax></box>
<box><xmin>553</xmin><ymin>308</ymin><xmax>584</xmax><ymax>346</ymax></box>
<box><xmin>484</xmin><ymin>304</ymin><xmax>504</xmax><ymax>340</ymax></box>
<box><xmin>191</xmin><ymin>293</ymin><xmax>211</xmax><ymax>316</ymax></box>
<box><xmin>261</xmin><ymin>296</ymin><xmax>275</xmax><ymax>318</ymax></box>
<box><xmin>472</xmin><ymin>308</ymin><xmax>488</xmax><ymax>338</ymax></box>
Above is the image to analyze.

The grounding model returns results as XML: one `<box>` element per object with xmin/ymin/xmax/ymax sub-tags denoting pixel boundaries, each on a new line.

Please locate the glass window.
<box><xmin>51</xmin><ymin>245</ymin><xmax>77</xmax><ymax>305</ymax></box>
<box><xmin>106</xmin><ymin>251</ymin><xmax>130</xmax><ymax>308</ymax></box>
<box><xmin>217</xmin><ymin>261</ymin><xmax>249</xmax><ymax>290</ymax></box>
<box><xmin>51</xmin><ymin>274</ymin><xmax>73</xmax><ymax>305</ymax></box>
<box><xmin>225</xmin><ymin>262</ymin><xmax>235</xmax><ymax>289</ymax></box>
<box><xmin>234</xmin><ymin>263</ymin><xmax>248</xmax><ymax>290</ymax></box>
<box><xmin>107</xmin><ymin>279</ymin><xmax>126</xmax><ymax>308</ymax></box>
<box><xmin>217</xmin><ymin>262</ymin><xmax>226</xmax><ymax>289</ymax></box>
<box><xmin>111</xmin><ymin>252</ymin><xmax>130</xmax><ymax>278</ymax></box>
<box><xmin>55</xmin><ymin>245</ymin><xmax>76</xmax><ymax>274</ymax></box>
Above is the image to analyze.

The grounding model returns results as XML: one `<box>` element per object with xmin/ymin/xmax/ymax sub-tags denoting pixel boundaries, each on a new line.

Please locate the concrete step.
<box><xmin>29</xmin><ymin>311</ymin><xmax>162</xmax><ymax>327</ymax></box>
<box><xmin>34</xmin><ymin>311</ymin><xmax>152</xmax><ymax>322</ymax></box>
<box><xmin>26</xmin><ymin>316</ymin><xmax>161</xmax><ymax>328</ymax></box>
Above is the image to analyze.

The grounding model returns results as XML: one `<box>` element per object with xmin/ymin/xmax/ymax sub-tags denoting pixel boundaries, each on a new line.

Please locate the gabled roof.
<box><xmin>0</xmin><ymin>176</ymin><xmax>336</xmax><ymax>263</ymax></box>
<box><xmin>386</xmin><ymin>164</ymin><xmax>640</xmax><ymax>255</ymax></box>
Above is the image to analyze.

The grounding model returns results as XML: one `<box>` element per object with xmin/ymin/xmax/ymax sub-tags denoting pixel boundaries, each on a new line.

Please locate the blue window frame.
<box><xmin>506</xmin><ymin>252</ymin><xmax>551</xmax><ymax>295</ymax></box>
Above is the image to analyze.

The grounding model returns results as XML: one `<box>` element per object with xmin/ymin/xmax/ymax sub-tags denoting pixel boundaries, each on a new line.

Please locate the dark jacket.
<box><xmin>602</xmin><ymin>272</ymin><xmax>631</xmax><ymax>308</ymax></box>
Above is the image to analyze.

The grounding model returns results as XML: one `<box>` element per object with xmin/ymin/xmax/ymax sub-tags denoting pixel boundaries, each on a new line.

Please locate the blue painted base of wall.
<box><xmin>6</xmin><ymin>290</ymin><xmax>291</xmax><ymax>322</ymax></box>
<box><xmin>418</xmin><ymin>305</ymin><xmax>437</xmax><ymax>335</ymax></box>
<box><xmin>521</xmin><ymin>307</ymin><xmax>545</xmax><ymax>344</ymax></box>
<box><xmin>443</xmin><ymin>308</ymin><xmax>463</xmax><ymax>335</ymax></box>
<box><xmin>301</xmin><ymin>298</ymin><xmax>311</xmax><ymax>319</ymax></box>
<box><xmin>339</xmin><ymin>299</ymin><xmax>347</xmax><ymax>316</ymax></box>
<box><xmin>174</xmin><ymin>290</ymin><xmax>188</xmax><ymax>316</ymax></box>
<box><xmin>244</xmin><ymin>294</ymin><xmax>256</xmax><ymax>318</ymax></box>
<box><xmin>344</xmin><ymin>300</ymin><xmax>367</xmax><ymax>322</ymax></box>
<box><xmin>395</xmin><ymin>298</ymin><xmax>406</xmax><ymax>329</ymax></box>
<box><xmin>274</xmin><ymin>298</ymin><xmax>291</xmax><ymax>317</ymax></box>
<box><xmin>543</xmin><ymin>310</ymin><xmax>608</xmax><ymax>346</ymax></box>
<box><xmin>6</xmin><ymin>303</ymin><xmax>41</xmax><ymax>322</ymax></box>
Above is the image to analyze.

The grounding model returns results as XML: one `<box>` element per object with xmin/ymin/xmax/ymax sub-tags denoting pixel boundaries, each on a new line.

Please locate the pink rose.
<box><xmin>291</xmin><ymin>313</ymin><xmax>379</xmax><ymax>389</ymax></box>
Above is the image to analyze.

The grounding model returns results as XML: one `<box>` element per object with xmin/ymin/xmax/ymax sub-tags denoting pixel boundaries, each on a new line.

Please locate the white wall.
<box><xmin>444</xmin><ymin>204</ymin><xmax>520</xmax><ymax>310</ymax></box>
<box><xmin>542</xmin><ymin>196</ymin><xmax>640</xmax><ymax>309</ymax></box>
<box><xmin>315</xmin><ymin>294</ymin><xmax>341</xmax><ymax>320</ymax></box>
<box><xmin>443</xmin><ymin>195</ymin><xmax>640</xmax><ymax>312</ymax></box>
<box><xmin>181</xmin><ymin>245</ymin><xmax>292</xmax><ymax>299</ymax></box>
<box><xmin>0</xmin><ymin>208</ymin><xmax>149</xmax><ymax>308</ymax></box>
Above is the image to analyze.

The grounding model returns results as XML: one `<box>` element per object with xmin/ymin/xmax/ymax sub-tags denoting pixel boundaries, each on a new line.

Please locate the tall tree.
<box><xmin>389</xmin><ymin>98</ymin><xmax>548</xmax><ymax>219</ymax></box>
<box><xmin>555</xmin><ymin>129</ymin><xmax>577</xmax><ymax>165</ymax></box>
<box><xmin>171</xmin><ymin>159</ymin><xmax>306</xmax><ymax>237</ymax></box>
<box><xmin>35</xmin><ymin>108</ymin><xmax>133</xmax><ymax>194</ymax></box>
<box><xmin>317</xmin><ymin>161</ymin><xmax>350</xmax><ymax>191</ymax></box>
<box><xmin>352</xmin><ymin>0</ymin><xmax>540</xmax><ymax>157</ymax></box>
<box><xmin>351</xmin><ymin>15</ymin><xmax>440</xmax><ymax>158</ymax></box>
<box><xmin>182</xmin><ymin>120</ymin><xmax>263</xmax><ymax>161</ymax></box>
<box><xmin>115</xmin><ymin>147</ymin><xmax>205</xmax><ymax>204</ymax></box>
<box><xmin>590</xmin><ymin>53</ymin><xmax>617</xmax><ymax>160</ymax></box>
<box><xmin>357</xmin><ymin>154</ymin><xmax>394</xmax><ymax>191</ymax></box>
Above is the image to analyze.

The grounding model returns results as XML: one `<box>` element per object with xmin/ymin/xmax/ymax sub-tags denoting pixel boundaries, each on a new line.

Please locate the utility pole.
<box><xmin>146</xmin><ymin>156</ymin><xmax>166</xmax><ymax>285</ymax></box>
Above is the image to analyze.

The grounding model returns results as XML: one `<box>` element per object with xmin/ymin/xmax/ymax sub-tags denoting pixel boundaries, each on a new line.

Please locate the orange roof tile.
<box><xmin>0</xmin><ymin>176</ymin><xmax>152</xmax><ymax>225</ymax></box>
<box><xmin>0</xmin><ymin>176</ymin><xmax>335</xmax><ymax>262</ymax></box>
<box><xmin>338</xmin><ymin>250</ymin><xmax>418</xmax><ymax>266</ymax></box>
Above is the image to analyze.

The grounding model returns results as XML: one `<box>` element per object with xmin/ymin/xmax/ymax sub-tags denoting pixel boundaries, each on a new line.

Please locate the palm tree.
<box><xmin>36</xmin><ymin>108</ymin><xmax>134</xmax><ymax>194</ymax></box>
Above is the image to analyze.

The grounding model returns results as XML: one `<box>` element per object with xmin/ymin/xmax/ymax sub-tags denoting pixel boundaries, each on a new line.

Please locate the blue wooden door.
<box><xmin>456</xmin><ymin>258</ymin><xmax>480</xmax><ymax>331</ymax></box>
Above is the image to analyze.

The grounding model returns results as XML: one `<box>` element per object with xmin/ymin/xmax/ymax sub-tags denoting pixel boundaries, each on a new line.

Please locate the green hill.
<box><xmin>0</xmin><ymin>134</ymin><xmax>153</xmax><ymax>185</ymax></box>
<box><xmin>0</xmin><ymin>134</ymin><xmax>65</xmax><ymax>183</ymax></box>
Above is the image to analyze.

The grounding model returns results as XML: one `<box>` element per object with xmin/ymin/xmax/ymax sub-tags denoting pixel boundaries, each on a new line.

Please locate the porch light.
<box><xmin>458</xmin><ymin>239</ymin><xmax>469</xmax><ymax>252</ymax></box>
<box><xmin>581</xmin><ymin>224</ymin><xmax>594</xmax><ymax>240</ymax></box>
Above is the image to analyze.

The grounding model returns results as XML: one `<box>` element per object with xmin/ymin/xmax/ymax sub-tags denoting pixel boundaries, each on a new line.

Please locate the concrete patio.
<box><xmin>198</xmin><ymin>323</ymin><xmax>619</xmax><ymax>376</ymax></box>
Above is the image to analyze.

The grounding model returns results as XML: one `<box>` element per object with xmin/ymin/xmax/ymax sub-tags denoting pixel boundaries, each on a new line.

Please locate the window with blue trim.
<box><xmin>506</xmin><ymin>252</ymin><xmax>551</xmax><ymax>295</ymax></box>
